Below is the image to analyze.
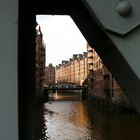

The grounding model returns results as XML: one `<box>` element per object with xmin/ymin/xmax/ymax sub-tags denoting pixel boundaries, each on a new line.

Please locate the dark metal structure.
<box><xmin>19</xmin><ymin>0</ymin><xmax>140</xmax><ymax>139</ymax></box>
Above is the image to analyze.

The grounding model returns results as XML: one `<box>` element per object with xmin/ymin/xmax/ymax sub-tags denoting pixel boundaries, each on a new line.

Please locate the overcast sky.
<box><xmin>36</xmin><ymin>15</ymin><xmax>87</xmax><ymax>66</ymax></box>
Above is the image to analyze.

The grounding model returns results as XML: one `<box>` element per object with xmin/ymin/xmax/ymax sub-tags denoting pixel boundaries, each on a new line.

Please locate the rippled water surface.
<box><xmin>41</xmin><ymin>91</ymin><xmax>140</xmax><ymax>140</ymax></box>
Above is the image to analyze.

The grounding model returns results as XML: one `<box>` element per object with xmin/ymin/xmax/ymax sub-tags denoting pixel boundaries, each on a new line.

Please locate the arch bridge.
<box><xmin>47</xmin><ymin>82</ymin><xmax>87</xmax><ymax>91</ymax></box>
<box><xmin>50</xmin><ymin>82</ymin><xmax>81</xmax><ymax>88</ymax></box>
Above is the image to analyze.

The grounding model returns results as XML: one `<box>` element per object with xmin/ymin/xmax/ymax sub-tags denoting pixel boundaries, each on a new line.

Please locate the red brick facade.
<box><xmin>45</xmin><ymin>63</ymin><xmax>55</xmax><ymax>86</ymax></box>
<box><xmin>87</xmin><ymin>44</ymin><xmax>129</xmax><ymax>103</ymax></box>
<box><xmin>35</xmin><ymin>23</ymin><xmax>46</xmax><ymax>90</ymax></box>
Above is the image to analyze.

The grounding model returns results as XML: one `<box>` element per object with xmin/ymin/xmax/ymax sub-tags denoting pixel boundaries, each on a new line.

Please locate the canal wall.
<box><xmin>36</xmin><ymin>88</ymin><xmax>47</xmax><ymax>140</ymax></box>
<box><xmin>87</xmin><ymin>86</ymin><xmax>139</xmax><ymax>115</ymax></box>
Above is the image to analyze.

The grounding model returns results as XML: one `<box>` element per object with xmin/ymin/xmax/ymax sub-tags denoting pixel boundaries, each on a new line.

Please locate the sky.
<box><xmin>36</xmin><ymin>15</ymin><xmax>87</xmax><ymax>66</ymax></box>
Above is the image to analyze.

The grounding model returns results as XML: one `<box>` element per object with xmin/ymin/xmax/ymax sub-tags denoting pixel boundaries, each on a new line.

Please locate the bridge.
<box><xmin>45</xmin><ymin>86</ymin><xmax>87</xmax><ymax>91</ymax></box>
<box><xmin>49</xmin><ymin>82</ymin><xmax>81</xmax><ymax>88</ymax></box>
<box><xmin>34</xmin><ymin>0</ymin><xmax>140</xmax><ymax>113</ymax></box>
<box><xmin>44</xmin><ymin>83</ymin><xmax>88</xmax><ymax>101</ymax></box>
<box><xmin>16</xmin><ymin>0</ymin><xmax>140</xmax><ymax>139</ymax></box>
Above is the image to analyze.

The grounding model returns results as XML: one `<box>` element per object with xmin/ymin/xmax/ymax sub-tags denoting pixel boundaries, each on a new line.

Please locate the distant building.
<box><xmin>45</xmin><ymin>63</ymin><xmax>55</xmax><ymax>85</ymax></box>
<box><xmin>55</xmin><ymin>52</ymin><xmax>87</xmax><ymax>85</ymax></box>
<box><xmin>35</xmin><ymin>22</ymin><xmax>46</xmax><ymax>90</ymax></box>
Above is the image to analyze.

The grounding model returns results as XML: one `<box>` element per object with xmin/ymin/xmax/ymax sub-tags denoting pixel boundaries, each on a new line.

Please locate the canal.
<box><xmin>39</xmin><ymin>90</ymin><xmax>140</xmax><ymax>140</ymax></box>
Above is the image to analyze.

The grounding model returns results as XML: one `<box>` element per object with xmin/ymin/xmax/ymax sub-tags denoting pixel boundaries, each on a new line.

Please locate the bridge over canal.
<box><xmin>44</xmin><ymin>83</ymin><xmax>88</xmax><ymax>101</ymax></box>
<box><xmin>16</xmin><ymin>0</ymin><xmax>140</xmax><ymax>139</ymax></box>
<box><xmin>32</xmin><ymin>0</ymin><xmax>140</xmax><ymax>113</ymax></box>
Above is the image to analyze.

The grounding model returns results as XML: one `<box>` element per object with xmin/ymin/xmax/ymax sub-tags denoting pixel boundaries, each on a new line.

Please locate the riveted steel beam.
<box><xmin>80</xmin><ymin>0</ymin><xmax>140</xmax><ymax>113</ymax></box>
<box><xmin>82</xmin><ymin>0</ymin><xmax>140</xmax><ymax>35</ymax></box>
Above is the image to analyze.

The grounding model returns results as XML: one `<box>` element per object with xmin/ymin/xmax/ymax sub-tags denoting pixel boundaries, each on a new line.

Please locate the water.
<box><xmin>40</xmin><ymin>91</ymin><xmax>140</xmax><ymax>140</ymax></box>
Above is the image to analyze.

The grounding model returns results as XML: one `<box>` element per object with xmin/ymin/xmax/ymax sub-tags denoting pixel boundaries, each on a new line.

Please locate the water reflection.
<box><xmin>49</xmin><ymin>90</ymin><xmax>82</xmax><ymax>100</ymax></box>
<box><xmin>40</xmin><ymin>91</ymin><xmax>140</xmax><ymax>140</ymax></box>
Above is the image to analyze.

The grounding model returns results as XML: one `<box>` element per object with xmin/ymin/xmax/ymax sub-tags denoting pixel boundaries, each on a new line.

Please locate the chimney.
<box><xmin>83</xmin><ymin>52</ymin><xmax>87</xmax><ymax>57</ymax></box>
<box><xmin>79</xmin><ymin>54</ymin><xmax>83</xmax><ymax>59</ymax></box>
<box><xmin>73</xmin><ymin>54</ymin><xmax>78</xmax><ymax>59</ymax></box>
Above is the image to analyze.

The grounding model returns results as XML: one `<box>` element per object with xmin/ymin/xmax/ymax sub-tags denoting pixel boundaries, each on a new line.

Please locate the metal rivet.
<box><xmin>116</xmin><ymin>0</ymin><xmax>132</xmax><ymax>17</ymax></box>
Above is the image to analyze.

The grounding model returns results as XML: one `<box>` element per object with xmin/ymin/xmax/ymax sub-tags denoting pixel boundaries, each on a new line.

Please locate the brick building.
<box><xmin>87</xmin><ymin>43</ymin><xmax>128</xmax><ymax>103</ymax></box>
<box><xmin>55</xmin><ymin>52</ymin><xmax>87</xmax><ymax>85</ymax></box>
<box><xmin>45</xmin><ymin>63</ymin><xmax>55</xmax><ymax>86</ymax></box>
<box><xmin>35</xmin><ymin>22</ymin><xmax>46</xmax><ymax>90</ymax></box>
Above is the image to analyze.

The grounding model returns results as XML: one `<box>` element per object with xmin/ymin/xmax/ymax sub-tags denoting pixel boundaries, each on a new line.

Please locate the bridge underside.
<box><xmin>34</xmin><ymin>0</ymin><xmax>140</xmax><ymax>112</ymax></box>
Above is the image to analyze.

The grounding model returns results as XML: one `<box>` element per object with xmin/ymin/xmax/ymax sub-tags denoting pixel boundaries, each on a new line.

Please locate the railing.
<box><xmin>45</xmin><ymin>86</ymin><xmax>87</xmax><ymax>91</ymax></box>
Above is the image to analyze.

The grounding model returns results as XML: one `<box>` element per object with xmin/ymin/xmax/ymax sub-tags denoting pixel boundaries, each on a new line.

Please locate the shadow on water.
<box><xmin>38</xmin><ymin>103</ymin><xmax>57</xmax><ymax>140</ymax></box>
<box><xmin>86</xmin><ymin>101</ymin><xmax>140</xmax><ymax>140</ymax></box>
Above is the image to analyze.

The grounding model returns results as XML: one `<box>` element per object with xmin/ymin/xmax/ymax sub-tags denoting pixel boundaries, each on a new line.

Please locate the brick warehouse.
<box><xmin>35</xmin><ymin>22</ymin><xmax>46</xmax><ymax>90</ymax></box>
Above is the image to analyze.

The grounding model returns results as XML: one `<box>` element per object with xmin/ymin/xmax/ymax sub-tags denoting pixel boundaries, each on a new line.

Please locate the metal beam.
<box><xmin>81</xmin><ymin>0</ymin><xmax>140</xmax><ymax>113</ymax></box>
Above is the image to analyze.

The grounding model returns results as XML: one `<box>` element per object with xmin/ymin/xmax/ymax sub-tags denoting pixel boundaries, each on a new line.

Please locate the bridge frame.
<box><xmin>19</xmin><ymin>0</ymin><xmax>140</xmax><ymax>139</ymax></box>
